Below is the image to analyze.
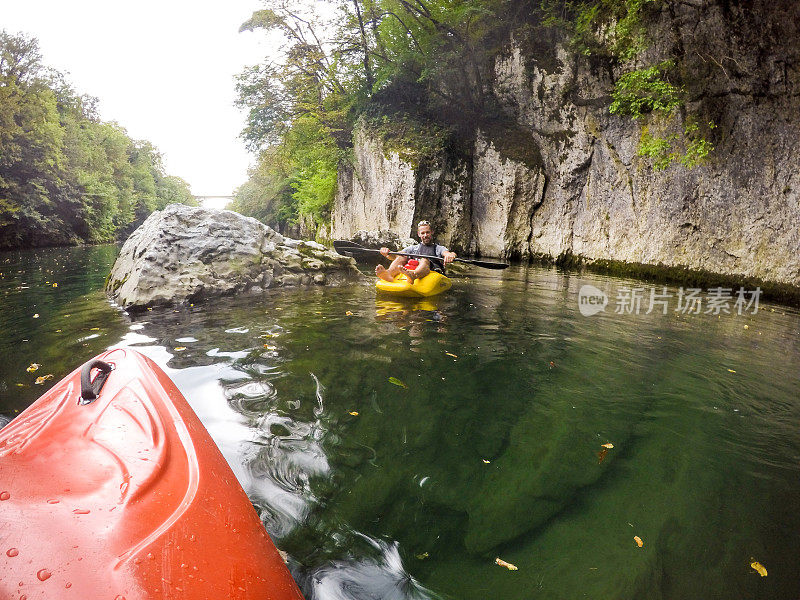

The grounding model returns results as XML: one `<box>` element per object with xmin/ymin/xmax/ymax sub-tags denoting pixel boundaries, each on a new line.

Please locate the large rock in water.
<box><xmin>106</xmin><ymin>204</ymin><xmax>358</xmax><ymax>310</ymax></box>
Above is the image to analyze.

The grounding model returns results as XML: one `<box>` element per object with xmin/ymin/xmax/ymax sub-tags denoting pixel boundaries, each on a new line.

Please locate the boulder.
<box><xmin>106</xmin><ymin>204</ymin><xmax>358</xmax><ymax>310</ymax></box>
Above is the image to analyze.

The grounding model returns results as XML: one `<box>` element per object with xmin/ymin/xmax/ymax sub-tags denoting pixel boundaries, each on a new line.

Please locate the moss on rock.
<box><xmin>527</xmin><ymin>251</ymin><xmax>800</xmax><ymax>307</ymax></box>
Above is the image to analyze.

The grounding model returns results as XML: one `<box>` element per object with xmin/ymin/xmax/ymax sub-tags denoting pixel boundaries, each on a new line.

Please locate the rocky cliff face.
<box><xmin>332</xmin><ymin>0</ymin><xmax>800</xmax><ymax>289</ymax></box>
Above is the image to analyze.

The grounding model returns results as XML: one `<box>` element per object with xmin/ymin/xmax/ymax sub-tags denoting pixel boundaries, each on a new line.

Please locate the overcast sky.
<box><xmin>3</xmin><ymin>0</ymin><xmax>276</xmax><ymax>198</ymax></box>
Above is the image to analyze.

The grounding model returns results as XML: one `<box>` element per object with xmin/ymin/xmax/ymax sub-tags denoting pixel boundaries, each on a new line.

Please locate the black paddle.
<box><xmin>333</xmin><ymin>240</ymin><xmax>510</xmax><ymax>270</ymax></box>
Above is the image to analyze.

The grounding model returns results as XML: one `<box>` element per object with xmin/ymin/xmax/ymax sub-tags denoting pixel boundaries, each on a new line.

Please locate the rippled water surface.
<box><xmin>2</xmin><ymin>245</ymin><xmax>800</xmax><ymax>599</ymax></box>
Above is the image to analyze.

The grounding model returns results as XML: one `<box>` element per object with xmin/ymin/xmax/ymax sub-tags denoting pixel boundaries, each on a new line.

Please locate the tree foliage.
<box><xmin>609</xmin><ymin>60</ymin><xmax>682</xmax><ymax>119</ymax></box>
<box><xmin>233</xmin><ymin>0</ymin><xmax>507</xmax><ymax>229</ymax></box>
<box><xmin>0</xmin><ymin>30</ymin><xmax>195</xmax><ymax>249</ymax></box>
<box><xmin>233</xmin><ymin>0</ymin><xmax>714</xmax><ymax>229</ymax></box>
<box><xmin>542</xmin><ymin>0</ymin><xmax>715</xmax><ymax>170</ymax></box>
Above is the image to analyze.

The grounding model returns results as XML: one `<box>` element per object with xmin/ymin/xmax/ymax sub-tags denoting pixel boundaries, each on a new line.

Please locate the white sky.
<box><xmin>2</xmin><ymin>0</ymin><xmax>276</xmax><ymax>198</ymax></box>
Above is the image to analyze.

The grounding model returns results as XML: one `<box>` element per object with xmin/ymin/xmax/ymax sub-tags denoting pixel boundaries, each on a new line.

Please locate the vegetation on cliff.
<box><xmin>0</xmin><ymin>31</ymin><xmax>196</xmax><ymax>250</ymax></box>
<box><xmin>232</xmin><ymin>0</ymin><xmax>713</xmax><ymax>230</ymax></box>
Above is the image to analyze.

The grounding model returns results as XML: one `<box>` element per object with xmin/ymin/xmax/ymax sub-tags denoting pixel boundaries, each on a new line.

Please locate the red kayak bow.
<box><xmin>0</xmin><ymin>348</ymin><xmax>304</xmax><ymax>600</ymax></box>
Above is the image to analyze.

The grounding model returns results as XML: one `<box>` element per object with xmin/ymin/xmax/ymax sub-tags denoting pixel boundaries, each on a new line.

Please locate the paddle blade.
<box><xmin>455</xmin><ymin>257</ymin><xmax>510</xmax><ymax>269</ymax></box>
<box><xmin>466</xmin><ymin>260</ymin><xmax>510</xmax><ymax>269</ymax></box>
<box><xmin>333</xmin><ymin>240</ymin><xmax>372</xmax><ymax>255</ymax></box>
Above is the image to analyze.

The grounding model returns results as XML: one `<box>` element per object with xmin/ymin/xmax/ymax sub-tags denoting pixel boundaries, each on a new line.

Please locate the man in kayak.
<box><xmin>376</xmin><ymin>220</ymin><xmax>457</xmax><ymax>282</ymax></box>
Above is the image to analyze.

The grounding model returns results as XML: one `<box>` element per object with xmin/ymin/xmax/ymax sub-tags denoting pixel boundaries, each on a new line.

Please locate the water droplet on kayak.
<box><xmin>47</xmin><ymin>499</ymin><xmax>59</xmax><ymax>504</ymax></box>
<box><xmin>147</xmin><ymin>553</ymin><xmax>154</xmax><ymax>560</ymax></box>
<box><xmin>72</xmin><ymin>509</ymin><xmax>90</xmax><ymax>514</ymax></box>
<box><xmin>115</xmin><ymin>596</ymin><xmax>127</xmax><ymax>600</ymax></box>
<box><xmin>65</xmin><ymin>582</ymin><xmax>72</xmax><ymax>589</ymax></box>
<box><xmin>0</xmin><ymin>491</ymin><xmax>10</xmax><ymax>500</ymax></box>
<box><xmin>36</xmin><ymin>569</ymin><xmax>51</xmax><ymax>581</ymax></box>
<box><xmin>6</xmin><ymin>548</ymin><xmax>19</xmax><ymax>557</ymax></box>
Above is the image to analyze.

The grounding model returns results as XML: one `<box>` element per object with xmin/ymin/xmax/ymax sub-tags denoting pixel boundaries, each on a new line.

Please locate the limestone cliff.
<box><xmin>332</xmin><ymin>0</ymin><xmax>800</xmax><ymax>290</ymax></box>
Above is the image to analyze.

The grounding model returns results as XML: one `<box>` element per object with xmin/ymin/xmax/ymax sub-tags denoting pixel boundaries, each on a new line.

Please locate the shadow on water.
<box><xmin>1</xmin><ymin>249</ymin><xmax>800</xmax><ymax>599</ymax></box>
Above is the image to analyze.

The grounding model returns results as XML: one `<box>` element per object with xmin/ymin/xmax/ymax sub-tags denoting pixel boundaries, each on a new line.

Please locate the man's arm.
<box><xmin>380</xmin><ymin>245</ymin><xmax>413</xmax><ymax>261</ymax></box>
<box><xmin>437</xmin><ymin>244</ymin><xmax>457</xmax><ymax>265</ymax></box>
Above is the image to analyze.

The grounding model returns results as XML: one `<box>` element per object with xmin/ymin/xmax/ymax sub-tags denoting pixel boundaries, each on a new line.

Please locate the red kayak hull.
<box><xmin>0</xmin><ymin>348</ymin><xmax>304</xmax><ymax>600</ymax></box>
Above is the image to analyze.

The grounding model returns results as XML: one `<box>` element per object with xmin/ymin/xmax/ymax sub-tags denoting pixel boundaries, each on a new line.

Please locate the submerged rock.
<box><xmin>106</xmin><ymin>204</ymin><xmax>358</xmax><ymax>310</ymax></box>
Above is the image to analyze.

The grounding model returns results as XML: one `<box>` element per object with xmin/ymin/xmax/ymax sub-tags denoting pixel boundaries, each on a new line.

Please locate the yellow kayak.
<box><xmin>375</xmin><ymin>271</ymin><xmax>452</xmax><ymax>298</ymax></box>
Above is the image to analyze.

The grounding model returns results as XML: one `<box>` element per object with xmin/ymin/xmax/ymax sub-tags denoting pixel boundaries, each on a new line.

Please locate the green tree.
<box><xmin>0</xmin><ymin>30</ymin><xmax>195</xmax><ymax>249</ymax></box>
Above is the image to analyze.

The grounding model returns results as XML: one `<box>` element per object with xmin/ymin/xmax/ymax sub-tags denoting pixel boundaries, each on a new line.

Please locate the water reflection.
<box><xmin>306</xmin><ymin>537</ymin><xmax>438</xmax><ymax>600</ymax></box>
<box><xmin>1</xmin><ymin>249</ymin><xmax>800</xmax><ymax>600</ymax></box>
<box><xmin>245</xmin><ymin>373</ymin><xmax>331</xmax><ymax>539</ymax></box>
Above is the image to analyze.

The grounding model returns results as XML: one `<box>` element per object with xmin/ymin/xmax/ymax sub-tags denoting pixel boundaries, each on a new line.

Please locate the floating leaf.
<box><xmin>445</xmin><ymin>352</ymin><xmax>458</xmax><ymax>358</ymax></box>
<box><xmin>349</xmin><ymin>411</ymin><xmax>359</xmax><ymax>416</ymax></box>
<box><xmin>549</xmin><ymin>361</ymin><xmax>555</xmax><ymax>368</ymax></box>
<box><xmin>634</xmin><ymin>536</ymin><xmax>644</xmax><ymax>548</ymax></box>
<box><xmin>32</xmin><ymin>313</ymin><xmax>39</xmax><ymax>319</ymax></box>
<box><xmin>482</xmin><ymin>459</ymin><xmax>491</xmax><ymax>464</ymax></box>
<box><xmin>727</xmin><ymin>369</ymin><xmax>736</xmax><ymax>373</ymax></box>
<box><xmin>34</xmin><ymin>374</ymin><xmax>54</xmax><ymax>385</ymax></box>
<box><xmin>52</xmin><ymin>283</ymin><xmax>58</xmax><ymax>288</ymax></box>
<box><xmin>601</xmin><ymin>442</ymin><xmax>614</xmax><ymax>449</ymax></box>
<box><xmin>174</xmin><ymin>347</ymin><xmax>187</xmax><ymax>352</ymax></box>
<box><xmin>90</xmin><ymin>327</ymin><xmax>100</xmax><ymax>331</ymax></box>
<box><xmin>495</xmin><ymin>557</ymin><xmax>518</xmax><ymax>571</ymax></box>
<box><xmin>416</xmin><ymin>552</ymin><xmax>429</xmax><ymax>560</ymax></box>
<box><xmin>750</xmin><ymin>560</ymin><xmax>767</xmax><ymax>577</ymax></box>
<box><xmin>345</xmin><ymin>310</ymin><xmax>354</xmax><ymax>316</ymax></box>
<box><xmin>597</xmin><ymin>448</ymin><xmax>608</xmax><ymax>464</ymax></box>
<box><xmin>389</xmin><ymin>377</ymin><xmax>408</xmax><ymax>389</ymax></box>
<box><xmin>26</xmin><ymin>363</ymin><xmax>41</xmax><ymax>373</ymax></box>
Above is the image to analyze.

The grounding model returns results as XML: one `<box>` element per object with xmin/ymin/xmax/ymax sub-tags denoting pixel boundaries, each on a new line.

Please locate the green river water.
<box><xmin>1</xmin><ymin>244</ymin><xmax>799</xmax><ymax>600</ymax></box>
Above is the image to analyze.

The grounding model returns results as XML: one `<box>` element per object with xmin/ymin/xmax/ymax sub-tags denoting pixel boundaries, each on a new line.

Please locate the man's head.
<box><xmin>417</xmin><ymin>220</ymin><xmax>434</xmax><ymax>245</ymax></box>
